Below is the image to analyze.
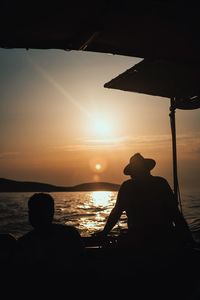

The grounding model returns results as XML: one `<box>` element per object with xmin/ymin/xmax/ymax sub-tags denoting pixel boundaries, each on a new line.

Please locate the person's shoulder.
<box><xmin>52</xmin><ymin>224</ymin><xmax>81</xmax><ymax>236</ymax></box>
<box><xmin>152</xmin><ymin>176</ymin><xmax>169</xmax><ymax>185</ymax></box>
<box><xmin>152</xmin><ymin>176</ymin><xmax>173</xmax><ymax>193</ymax></box>
<box><xmin>117</xmin><ymin>179</ymin><xmax>132</xmax><ymax>193</ymax></box>
<box><xmin>120</xmin><ymin>179</ymin><xmax>133</xmax><ymax>187</ymax></box>
<box><xmin>52</xmin><ymin>224</ymin><xmax>83</xmax><ymax>249</ymax></box>
<box><xmin>17</xmin><ymin>230</ymin><xmax>36</xmax><ymax>245</ymax></box>
<box><xmin>0</xmin><ymin>233</ymin><xmax>16</xmax><ymax>243</ymax></box>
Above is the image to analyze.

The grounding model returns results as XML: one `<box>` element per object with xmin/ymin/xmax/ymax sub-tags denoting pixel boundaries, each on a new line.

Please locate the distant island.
<box><xmin>0</xmin><ymin>178</ymin><xmax>120</xmax><ymax>193</ymax></box>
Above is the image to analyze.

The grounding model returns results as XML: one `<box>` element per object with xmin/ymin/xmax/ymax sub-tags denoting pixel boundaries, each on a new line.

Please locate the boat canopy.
<box><xmin>1</xmin><ymin>1</ymin><xmax>200</xmax><ymax>63</ymax></box>
<box><xmin>104</xmin><ymin>59</ymin><xmax>200</xmax><ymax>110</ymax></box>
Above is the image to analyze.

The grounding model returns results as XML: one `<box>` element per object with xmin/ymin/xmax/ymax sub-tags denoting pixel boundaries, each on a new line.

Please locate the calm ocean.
<box><xmin>0</xmin><ymin>190</ymin><xmax>200</xmax><ymax>241</ymax></box>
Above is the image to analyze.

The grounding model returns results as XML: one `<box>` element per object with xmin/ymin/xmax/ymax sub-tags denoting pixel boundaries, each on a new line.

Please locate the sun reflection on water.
<box><xmin>78</xmin><ymin>191</ymin><xmax>115</xmax><ymax>235</ymax></box>
<box><xmin>54</xmin><ymin>191</ymin><xmax>121</xmax><ymax>236</ymax></box>
<box><xmin>91</xmin><ymin>191</ymin><xmax>113</xmax><ymax>207</ymax></box>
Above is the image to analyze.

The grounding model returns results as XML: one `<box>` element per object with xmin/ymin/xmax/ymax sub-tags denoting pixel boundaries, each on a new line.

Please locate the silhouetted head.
<box><xmin>28</xmin><ymin>193</ymin><xmax>54</xmax><ymax>230</ymax></box>
<box><xmin>124</xmin><ymin>153</ymin><xmax>156</xmax><ymax>178</ymax></box>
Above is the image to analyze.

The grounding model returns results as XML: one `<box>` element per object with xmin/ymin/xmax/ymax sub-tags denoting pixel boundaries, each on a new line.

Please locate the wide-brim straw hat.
<box><xmin>124</xmin><ymin>153</ymin><xmax>156</xmax><ymax>175</ymax></box>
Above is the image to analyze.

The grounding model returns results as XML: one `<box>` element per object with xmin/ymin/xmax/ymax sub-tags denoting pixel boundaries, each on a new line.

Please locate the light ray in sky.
<box><xmin>27</xmin><ymin>56</ymin><xmax>92</xmax><ymax>119</ymax></box>
<box><xmin>27</xmin><ymin>56</ymin><xmax>117</xmax><ymax>137</ymax></box>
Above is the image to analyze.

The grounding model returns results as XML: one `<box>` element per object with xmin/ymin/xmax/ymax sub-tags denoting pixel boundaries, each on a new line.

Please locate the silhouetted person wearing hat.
<box><xmin>97</xmin><ymin>153</ymin><xmax>194</xmax><ymax>253</ymax></box>
<box><xmin>15</xmin><ymin>193</ymin><xmax>84</xmax><ymax>273</ymax></box>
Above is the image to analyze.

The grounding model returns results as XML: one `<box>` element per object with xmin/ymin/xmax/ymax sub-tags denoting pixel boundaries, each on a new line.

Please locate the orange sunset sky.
<box><xmin>0</xmin><ymin>49</ymin><xmax>200</xmax><ymax>190</ymax></box>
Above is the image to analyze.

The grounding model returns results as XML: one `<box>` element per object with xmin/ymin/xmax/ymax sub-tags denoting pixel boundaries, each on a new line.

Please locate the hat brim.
<box><xmin>123</xmin><ymin>159</ymin><xmax>156</xmax><ymax>175</ymax></box>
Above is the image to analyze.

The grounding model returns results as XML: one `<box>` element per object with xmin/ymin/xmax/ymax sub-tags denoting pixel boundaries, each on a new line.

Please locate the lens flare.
<box><xmin>95</xmin><ymin>163</ymin><xmax>102</xmax><ymax>170</ymax></box>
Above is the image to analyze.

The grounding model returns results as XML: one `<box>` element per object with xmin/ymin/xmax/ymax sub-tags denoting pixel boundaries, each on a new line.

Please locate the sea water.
<box><xmin>0</xmin><ymin>190</ymin><xmax>200</xmax><ymax>241</ymax></box>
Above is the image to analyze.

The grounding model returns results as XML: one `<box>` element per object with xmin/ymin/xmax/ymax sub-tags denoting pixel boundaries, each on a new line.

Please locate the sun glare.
<box><xmin>94</xmin><ymin>118</ymin><xmax>112</xmax><ymax>135</ymax></box>
<box><xmin>95</xmin><ymin>163</ymin><xmax>102</xmax><ymax>170</ymax></box>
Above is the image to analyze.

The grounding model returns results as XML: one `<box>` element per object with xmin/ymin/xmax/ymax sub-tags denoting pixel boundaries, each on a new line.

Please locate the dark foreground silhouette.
<box><xmin>95</xmin><ymin>153</ymin><xmax>194</xmax><ymax>252</ymax></box>
<box><xmin>0</xmin><ymin>183</ymin><xmax>200</xmax><ymax>298</ymax></box>
<box><xmin>14</xmin><ymin>193</ymin><xmax>85</xmax><ymax>271</ymax></box>
<box><xmin>0</xmin><ymin>233</ymin><xmax>16</xmax><ymax>265</ymax></box>
<box><xmin>90</xmin><ymin>153</ymin><xmax>200</xmax><ymax>298</ymax></box>
<box><xmin>1</xmin><ymin>234</ymin><xmax>200</xmax><ymax>299</ymax></box>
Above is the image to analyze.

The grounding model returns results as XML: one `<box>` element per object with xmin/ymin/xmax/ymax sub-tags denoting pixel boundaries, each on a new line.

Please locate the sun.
<box><xmin>95</xmin><ymin>163</ymin><xmax>102</xmax><ymax>170</ymax></box>
<box><xmin>94</xmin><ymin>118</ymin><xmax>112</xmax><ymax>135</ymax></box>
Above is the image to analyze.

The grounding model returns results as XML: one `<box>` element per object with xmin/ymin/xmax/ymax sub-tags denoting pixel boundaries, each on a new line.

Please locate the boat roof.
<box><xmin>104</xmin><ymin>59</ymin><xmax>200</xmax><ymax>109</ymax></box>
<box><xmin>1</xmin><ymin>1</ymin><xmax>200</xmax><ymax>63</ymax></box>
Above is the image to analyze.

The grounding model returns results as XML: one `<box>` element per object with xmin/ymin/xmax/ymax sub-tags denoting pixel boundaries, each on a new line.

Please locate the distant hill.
<box><xmin>0</xmin><ymin>178</ymin><xmax>120</xmax><ymax>193</ymax></box>
<box><xmin>73</xmin><ymin>182</ymin><xmax>120</xmax><ymax>191</ymax></box>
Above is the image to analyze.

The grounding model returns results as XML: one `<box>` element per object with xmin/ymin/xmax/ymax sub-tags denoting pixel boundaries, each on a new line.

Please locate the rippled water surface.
<box><xmin>0</xmin><ymin>190</ymin><xmax>200</xmax><ymax>240</ymax></box>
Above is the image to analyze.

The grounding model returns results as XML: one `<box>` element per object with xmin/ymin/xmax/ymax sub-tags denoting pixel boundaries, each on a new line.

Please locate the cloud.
<box><xmin>52</xmin><ymin>134</ymin><xmax>172</xmax><ymax>152</ymax></box>
<box><xmin>2</xmin><ymin>133</ymin><xmax>199</xmax><ymax>158</ymax></box>
<box><xmin>0</xmin><ymin>152</ymin><xmax>21</xmax><ymax>159</ymax></box>
<box><xmin>50</xmin><ymin>132</ymin><xmax>200</xmax><ymax>155</ymax></box>
<box><xmin>177</xmin><ymin>133</ymin><xmax>200</xmax><ymax>154</ymax></box>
